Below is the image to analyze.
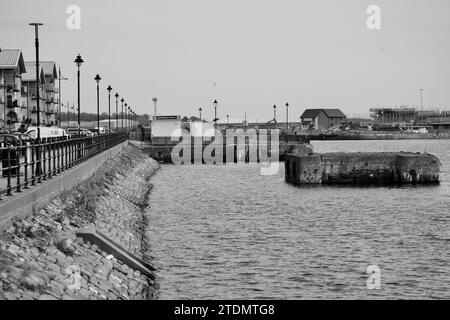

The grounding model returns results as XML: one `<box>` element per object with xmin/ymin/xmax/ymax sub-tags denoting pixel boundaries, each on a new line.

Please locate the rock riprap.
<box><xmin>0</xmin><ymin>148</ymin><xmax>159</xmax><ymax>300</ymax></box>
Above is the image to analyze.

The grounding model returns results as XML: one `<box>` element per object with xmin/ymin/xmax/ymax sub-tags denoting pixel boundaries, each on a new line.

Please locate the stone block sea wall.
<box><xmin>285</xmin><ymin>152</ymin><xmax>441</xmax><ymax>185</ymax></box>
<box><xmin>0</xmin><ymin>148</ymin><xmax>159</xmax><ymax>300</ymax></box>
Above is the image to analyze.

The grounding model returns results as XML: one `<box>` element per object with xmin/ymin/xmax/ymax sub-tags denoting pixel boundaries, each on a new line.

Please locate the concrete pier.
<box><xmin>285</xmin><ymin>152</ymin><xmax>441</xmax><ymax>185</ymax></box>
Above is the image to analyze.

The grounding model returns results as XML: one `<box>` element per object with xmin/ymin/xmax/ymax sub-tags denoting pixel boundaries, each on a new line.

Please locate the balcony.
<box><xmin>7</xmin><ymin>100</ymin><xmax>20</xmax><ymax>109</ymax></box>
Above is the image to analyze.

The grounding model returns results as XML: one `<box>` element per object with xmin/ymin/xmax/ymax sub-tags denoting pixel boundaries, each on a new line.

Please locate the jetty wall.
<box><xmin>285</xmin><ymin>152</ymin><xmax>440</xmax><ymax>185</ymax></box>
<box><xmin>0</xmin><ymin>148</ymin><xmax>159</xmax><ymax>300</ymax></box>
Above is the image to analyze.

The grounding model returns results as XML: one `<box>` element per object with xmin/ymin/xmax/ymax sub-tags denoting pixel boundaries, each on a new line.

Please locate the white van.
<box><xmin>25</xmin><ymin>126</ymin><xmax>67</xmax><ymax>139</ymax></box>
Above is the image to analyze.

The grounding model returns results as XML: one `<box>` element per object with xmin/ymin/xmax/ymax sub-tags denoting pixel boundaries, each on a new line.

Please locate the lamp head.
<box><xmin>94</xmin><ymin>74</ymin><xmax>101</xmax><ymax>84</ymax></box>
<box><xmin>107</xmin><ymin>85</ymin><xmax>112</xmax><ymax>92</ymax></box>
<box><xmin>74</xmin><ymin>54</ymin><xmax>84</xmax><ymax>67</ymax></box>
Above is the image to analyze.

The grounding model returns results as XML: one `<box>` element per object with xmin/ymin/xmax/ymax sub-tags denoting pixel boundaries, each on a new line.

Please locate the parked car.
<box><xmin>11</xmin><ymin>132</ymin><xmax>34</xmax><ymax>142</ymax></box>
<box><xmin>25</xmin><ymin>126</ymin><xmax>67</xmax><ymax>139</ymax></box>
<box><xmin>93</xmin><ymin>127</ymin><xmax>107</xmax><ymax>134</ymax></box>
<box><xmin>66</xmin><ymin>128</ymin><xmax>94</xmax><ymax>137</ymax></box>
<box><xmin>0</xmin><ymin>134</ymin><xmax>22</xmax><ymax>177</ymax></box>
<box><xmin>0</xmin><ymin>134</ymin><xmax>22</xmax><ymax>146</ymax></box>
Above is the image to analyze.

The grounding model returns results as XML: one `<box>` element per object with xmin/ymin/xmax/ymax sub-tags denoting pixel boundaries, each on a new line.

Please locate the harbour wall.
<box><xmin>0</xmin><ymin>141</ymin><xmax>128</xmax><ymax>230</ymax></box>
<box><xmin>0</xmin><ymin>148</ymin><xmax>159</xmax><ymax>300</ymax></box>
<box><xmin>140</xmin><ymin>139</ymin><xmax>313</xmax><ymax>163</ymax></box>
<box><xmin>285</xmin><ymin>152</ymin><xmax>441</xmax><ymax>185</ymax></box>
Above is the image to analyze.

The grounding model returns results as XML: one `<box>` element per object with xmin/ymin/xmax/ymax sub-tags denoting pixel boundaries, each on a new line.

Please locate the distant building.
<box><xmin>0</xmin><ymin>49</ymin><xmax>26</xmax><ymax>131</ymax></box>
<box><xmin>22</xmin><ymin>61</ymin><xmax>59</xmax><ymax>126</ymax></box>
<box><xmin>300</xmin><ymin>109</ymin><xmax>346</xmax><ymax>129</ymax></box>
<box><xmin>151</xmin><ymin>115</ymin><xmax>182</xmax><ymax>144</ymax></box>
<box><xmin>22</xmin><ymin>62</ymin><xmax>45</xmax><ymax>126</ymax></box>
<box><xmin>40</xmin><ymin>61</ymin><xmax>58</xmax><ymax>126</ymax></box>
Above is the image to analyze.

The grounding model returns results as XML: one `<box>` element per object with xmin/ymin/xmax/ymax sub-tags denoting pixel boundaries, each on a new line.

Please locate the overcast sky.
<box><xmin>1</xmin><ymin>0</ymin><xmax>449</xmax><ymax>122</ymax></box>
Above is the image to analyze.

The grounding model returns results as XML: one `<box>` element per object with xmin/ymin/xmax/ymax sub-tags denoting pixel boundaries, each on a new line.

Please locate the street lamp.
<box><xmin>121</xmin><ymin>98</ymin><xmax>124</xmax><ymax>131</ymax></box>
<box><xmin>127</xmin><ymin>106</ymin><xmax>131</xmax><ymax>129</ymax></box>
<box><xmin>285</xmin><ymin>102</ymin><xmax>289</xmax><ymax>131</ymax></box>
<box><xmin>420</xmin><ymin>89</ymin><xmax>424</xmax><ymax>112</ymax></box>
<box><xmin>199</xmin><ymin>107</ymin><xmax>202</xmax><ymax>121</ymax></box>
<box><xmin>107</xmin><ymin>85</ymin><xmax>112</xmax><ymax>133</ymax></box>
<box><xmin>273</xmin><ymin>105</ymin><xmax>277</xmax><ymax>123</ymax></box>
<box><xmin>227</xmin><ymin>114</ymin><xmax>229</xmax><ymax>128</ymax></box>
<box><xmin>213</xmin><ymin>99</ymin><xmax>218</xmax><ymax>129</ymax></box>
<box><xmin>124</xmin><ymin>103</ymin><xmax>128</xmax><ymax>131</ymax></box>
<box><xmin>30</xmin><ymin>22</ymin><xmax>43</xmax><ymax>180</ymax></box>
<box><xmin>29</xmin><ymin>23</ymin><xmax>43</xmax><ymax>137</ymax></box>
<box><xmin>115</xmin><ymin>93</ymin><xmax>119</xmax><ymax>132</ymax></box>
<box><xmin>94</xmin><ymin>74</ymin><xmax>101</xmax><ymax>135</ymax></box>
<box><xmin>74</xmin><ymin>54</ymin><xmax>84</xmax><ymax>135</ymax></box>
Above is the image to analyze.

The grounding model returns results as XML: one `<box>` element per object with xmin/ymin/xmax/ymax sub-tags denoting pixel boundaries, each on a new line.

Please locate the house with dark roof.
<box><xmin>300</xmin><ymin>108</ymin><xmax>346</xmax><ymax>130</ymax></box>
<box><xmin>0</xmin><ymin>49</ymin><xmax>26</xmax><ymax>131</ymax></box>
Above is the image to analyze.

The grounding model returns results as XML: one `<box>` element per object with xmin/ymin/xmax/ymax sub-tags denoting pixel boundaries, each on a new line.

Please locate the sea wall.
<box><xmin>0</xmin><ymin>148</ymin><xmax>160</xmax><ymax>300</ymax></box>
<box><xmin>285</xmin><ymin>152</ymin><xmax>441</xmax><ymax>185</ymax></box>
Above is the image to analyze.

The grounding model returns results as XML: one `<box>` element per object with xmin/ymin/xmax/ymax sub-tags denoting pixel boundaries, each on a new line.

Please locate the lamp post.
<box><xmin>213</xmin><ymin>99</ymin><xmax>218</xmax><ymax>129</ymax></box>
<box><xmin>107</xmin><ymin>85</ymin><xmax>112</xmax><ymax>133</ymax></box>
<box><xmin>121</xmin><ymin>98</ymin><xmax>124</xmax><ymax>131</ymax></box>
<box><xmin>420</xmin><ymin>88</ymin><xmax>424</xmax><ymax>112</ymax></box>
<box><xmin>74</xmin><ymin>54</ymin><xmax>84</xmax><ymax>135</ymax></box>
<box><xmin>94</xmin><ymin>74</ymin><xmax>101</xmax><ymax>135</ymax></box>
<box><xmin>227</xmin><ymin>114</ymin><xmax>229</xmax><ymax>128</ymax></box>
<box><xmin>273</xmin><ymin>105</ymin><xmax>277</xmax><ymax>123</ymax></box>
<box><xmin>115</xmin><ymin>93</ymin><xmax>119</xmax><ymax>132</ymax></box>
<box><xmin>124</xmin><ymin>103</ymin><xmax>128</xmax><ymax>131</ymax></box>
<box><xmin>199</xmin><ymin>107</ymin><xmax>202</xmax><ymax>121</ymax></box>
<box><xmin>29</xmin><ymin>23</ymin><xmax>43</xmax><ymax>137</ymax></box>
<box><xmin>29</xmin><ymin>22</ymin><xmax>44</xmax><ymax>180</ymax></box>
<box><xmin>285</xmin><ymin>102</ymin><xmax>289</xmax><ymax>131</ymax></box>
<box><xmin>127</xmin><ymin>106</ymin><xmax>131</xmax><ymax>129</ymax></box>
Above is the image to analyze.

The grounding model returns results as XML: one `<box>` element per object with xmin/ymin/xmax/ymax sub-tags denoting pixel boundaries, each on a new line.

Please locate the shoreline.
<box><xmin>0</xmin><ymin>147</ymin><xmax>160</xmax><ymax>300</ymax></box>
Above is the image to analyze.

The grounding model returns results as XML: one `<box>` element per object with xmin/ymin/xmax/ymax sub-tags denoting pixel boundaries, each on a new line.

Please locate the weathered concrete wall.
<box><xmin>142</xmin><ymin>140</ymin><xmax>312</xmax><ymax>163</ymax></box>
<box><xmin>0</xmin><ymin>141</ymin><xmax>128</xmax><ymax>231</ymax></box>
<box><xmin>0</xmin><ymin>149</ymin><xmax>160</xmax><ymax>300</ymax></box>
<box><xmin>286</xmin><ymin>152</ymin><xmax>440</xmax><ymax>185</ymax></box>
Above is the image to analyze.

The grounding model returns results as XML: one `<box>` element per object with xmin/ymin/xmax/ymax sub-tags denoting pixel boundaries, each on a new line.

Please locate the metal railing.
<box><xmin>0</xmin><ymin>132</ymin><xmax>128</xmax><ymax>200</ymax></box>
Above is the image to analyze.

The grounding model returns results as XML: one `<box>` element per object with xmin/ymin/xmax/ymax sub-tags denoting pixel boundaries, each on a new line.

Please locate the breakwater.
<box><xmin>139</xmin><ymin>133</ymin><xmax>312</xmax><ymax>163</ymax></box>
<box><xmin>0</xmin><ymin>148</ymin><xmax>159</xmax><ymax>300</ymax></box>
<box><xmin>285</xmin><ymin>152</ymin><xmax>441</xmax><ymax>185</ymax></box>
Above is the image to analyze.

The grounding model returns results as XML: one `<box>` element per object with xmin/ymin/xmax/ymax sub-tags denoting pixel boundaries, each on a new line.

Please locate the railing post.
<box><xmin>15</xmin><ymin>144</ymin><xmax>21</xmax><ymax>193</ymax></box>
<box><xmin>41</xmin><ymin>138</ymin><xmax>47</xmax><ymax>181</ymax></box>
<box><xmin>6</xmin><ymin>145</ymin><xmax>12</xmax><ymax>196</ymax></box>
<box><xmin>24</xmin><ymin>142</ymin><xmax>30</xmax><ymax>189</ymax></box>
<box><xmin>47</xmin><ymin>138</ymin><xmax>52</xmax><ymax>178</ymax></box>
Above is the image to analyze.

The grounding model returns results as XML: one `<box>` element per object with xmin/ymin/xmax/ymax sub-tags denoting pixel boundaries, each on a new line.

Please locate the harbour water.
<box><xmin>146</xmin><ymin>140</ymin><xmax>450</xmax><ymax>299</ymax></box>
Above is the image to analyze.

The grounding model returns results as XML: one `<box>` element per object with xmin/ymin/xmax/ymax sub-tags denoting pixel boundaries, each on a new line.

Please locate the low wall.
<box><xmin>285</xmin><ymin>152</ymin><xmax>441</xmax><ymax>185</ymax></box>
<box><xmin>0</xmin><ymin>148</ymin><xmax>159</xmax><ymax>300</ymax></box>
<box><xmin>0</xmin><ymin>141</ymin><xmax>128</xmax><ymax>230</ymax></box>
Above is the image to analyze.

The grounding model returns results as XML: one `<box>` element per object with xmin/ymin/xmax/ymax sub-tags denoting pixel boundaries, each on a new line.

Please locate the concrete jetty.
<box><xmin>285</xmin><ymin>152</ymin><xmax>441</xmax><ymax>185</ymax></box>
